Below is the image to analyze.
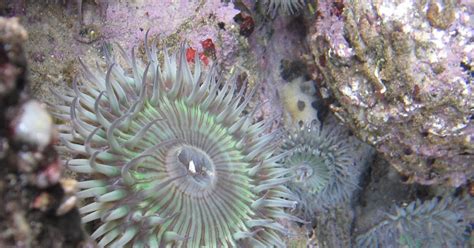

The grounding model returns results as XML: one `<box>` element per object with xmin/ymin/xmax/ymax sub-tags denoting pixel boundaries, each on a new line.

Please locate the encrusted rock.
<box><xmin>0</xmin><ymin>16</ymin><xmax>89</xmax><ymax>247</ymax></box>
<box><xmin>309</xmin><ymin>0</ymin><xmax>473</xmax><ymax>186</ymax></box>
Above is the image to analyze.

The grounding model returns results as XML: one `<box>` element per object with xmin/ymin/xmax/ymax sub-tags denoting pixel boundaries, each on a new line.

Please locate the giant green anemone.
<box><xmin>282</xmin><ymin>118</ymin><xmax>360</xmax><ymax>217</ymax></box>
<box><xmin>52</xmin><ymin>35</ymin><xmax>300</xmax><ymax>247</ymax></box>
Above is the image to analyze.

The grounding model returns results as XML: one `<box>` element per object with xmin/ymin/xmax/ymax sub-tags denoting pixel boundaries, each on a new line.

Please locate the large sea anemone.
<box><xmin>51</xmin><ymin>35</ymin><xmax>300</xmax><ymax>247</ymax></box>
<box><xmin>282</xmin><ymin>118</ymin><xmax>360</xmax><ymax>217</ymax></box>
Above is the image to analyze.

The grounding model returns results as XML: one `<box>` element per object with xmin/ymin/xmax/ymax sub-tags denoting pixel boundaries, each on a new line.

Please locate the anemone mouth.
<box><xmin>286</xmin><ymin>148</ymin><xmax>331</xmax><ymax>194</ymax></box>
<box><xmin>167</xmin><ymin>144</ymin><xmax>217</xmax><ymax>196</ymax></box>
<box><xmin>294</xmin><ymin>164</ymin><xmax>314</xmax><ymax>182</ymax></box>
<box><xmin>52</xmin><ymin>36</ymin><xmax>299</xmax><ymax>247</ymax></box>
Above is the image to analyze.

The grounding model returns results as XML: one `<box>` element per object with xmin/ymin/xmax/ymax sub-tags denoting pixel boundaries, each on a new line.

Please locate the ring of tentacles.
<box><xmin>282</xmin><ymin>119</ymin><xmax>359</xmax><ymax>216</ymax></box>
<box><xmin>52</xmin><ymin>36</ymin><xmax>300</xmax><ymax>247</ymax></box>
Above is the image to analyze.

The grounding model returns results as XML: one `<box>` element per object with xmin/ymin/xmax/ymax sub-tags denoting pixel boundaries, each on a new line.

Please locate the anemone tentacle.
<box><xmin>263</xmin><ymin>0</ymin><xmax>305</xmax><ymax>15</ymax></box>
<box><xmin>53</xmin><ymin>35</ymin><xmax>298</xmax><ymax>247</ymax></box>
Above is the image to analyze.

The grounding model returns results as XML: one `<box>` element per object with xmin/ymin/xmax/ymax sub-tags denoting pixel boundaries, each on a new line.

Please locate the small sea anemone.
<box><xmin>355</xmin><ymin>195</ymin><xmax>472</xmax><ymax>247</ymax></box>
<box><xmin>281</xmin><ymin>118</ymin><xmax>360</xmax><ymax>217</ymax></box>
<box><xmin>51</xmin><ymin>35</ymin><xmax>300</xmax><ymax>247</ymax></box>
<box><xmin>262</xmin><ymin>0</ymin><xmax>305</xmax><ymax>15</ymax></box>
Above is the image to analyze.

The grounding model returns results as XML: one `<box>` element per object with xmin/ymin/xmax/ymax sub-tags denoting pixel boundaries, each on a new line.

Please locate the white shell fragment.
<box><xmin>14</xmin><ymin>100</ymin><xmax>53</xmax><ymax>150</ymax></box>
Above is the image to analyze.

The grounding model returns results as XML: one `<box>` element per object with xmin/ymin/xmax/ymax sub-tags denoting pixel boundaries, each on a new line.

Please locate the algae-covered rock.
<box><xmin>309</xmin><ymin>0</ymin><xmax>473</xmax><ymax>186</ymax></box>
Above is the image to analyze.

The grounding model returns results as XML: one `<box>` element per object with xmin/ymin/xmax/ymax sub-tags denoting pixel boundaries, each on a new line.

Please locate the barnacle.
<box><xmin>282</xmin><ymin>118</ymin><xmax>360</xmax><ymax>217</ymax></box>
<box><xmin>262</xmin><ymin>0</ymin><xmax>305</xmax><ymax>15</ymax></box>
<box><xmin>355</xmin><ymin>196</ymin><xmax>472</xmax><ymax>247</ymax></box>
<box><xmin>51</xmin><ymin>35</ymin><xmax>300</xmax><ymax>247</ymax></box>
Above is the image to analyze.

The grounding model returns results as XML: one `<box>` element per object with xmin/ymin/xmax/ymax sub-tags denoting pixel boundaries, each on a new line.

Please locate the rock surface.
<box><xmin>309</xmin><ymin>0</ymin><xmax>473</xmax><ymax>186</ymax></box>
<box><xmin>0</xmin><ymin>16</ymin><xmax>90</xmax><ymax>247</ymax></box>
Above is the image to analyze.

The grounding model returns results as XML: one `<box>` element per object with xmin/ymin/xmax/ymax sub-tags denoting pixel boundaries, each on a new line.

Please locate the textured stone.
<box><xmin>309</xmin><ymin>0</ymin><xmax>473</xmax><ymax>186</ymax></box>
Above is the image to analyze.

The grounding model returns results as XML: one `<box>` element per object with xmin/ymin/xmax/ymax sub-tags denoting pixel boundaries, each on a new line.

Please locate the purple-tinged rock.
<box><xmin>309</xmin><ymin>0</ymin><xmax>473</xmax><ymax>186</ymax></box>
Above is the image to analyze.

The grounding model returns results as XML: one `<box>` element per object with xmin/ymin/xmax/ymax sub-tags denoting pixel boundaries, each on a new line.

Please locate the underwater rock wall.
<box><xmin>310</xmin><ymin>0</ymin><xmax>473</xmax><ymax>186</ymax></box>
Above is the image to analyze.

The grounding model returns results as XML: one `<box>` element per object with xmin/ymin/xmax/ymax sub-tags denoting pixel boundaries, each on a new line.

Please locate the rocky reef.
<box><xmin>309</xmin><ymin>0</ymin><xmax>473</xmax><ymax>186</ymax></box>
<box><xmin>0</xmin><ymin>0</ymin><xmax>472</xmax><ymax>247</ymax></box>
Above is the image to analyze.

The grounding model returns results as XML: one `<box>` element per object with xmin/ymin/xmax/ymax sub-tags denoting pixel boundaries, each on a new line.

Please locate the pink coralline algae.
<box><xmin>309</xmin><ymin>0</ymin><xmax>473</xmax><ymax>186</ymax></box>
<box><xmin>102</xmin><ymin>0</ymin><xmax>241</xmax><ymax>69</ymax></box>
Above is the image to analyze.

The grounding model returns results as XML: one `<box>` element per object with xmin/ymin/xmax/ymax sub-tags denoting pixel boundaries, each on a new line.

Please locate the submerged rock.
<box><xmin>309</xmin><ymin>0</ymin><xmax>473</xmax><ymax>186</ymax></box>
<box><xmin>0</xmin><ymin>17</ymin><xmax>90</xmax><ymax>247</ymax></box>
